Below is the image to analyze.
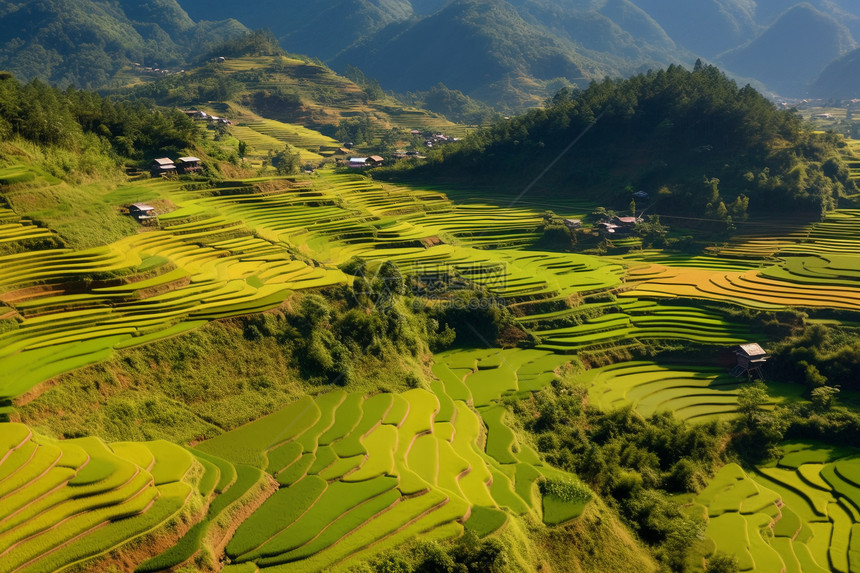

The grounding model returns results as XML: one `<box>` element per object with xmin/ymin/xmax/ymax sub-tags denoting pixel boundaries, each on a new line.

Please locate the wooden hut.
<box><xmin>150</xmin><ymin>157</ymin><xmax>176</xmax><ymax>177</ymax></box>
<box><xmin>177</xmin><ymin>156</ymin><xmax>202</xmax><ymax>174</ymax></box>
<box><xmin>128</xmin><ymin>203</ymin><xmax>157</xmax><ymax>223</ymax></box>
<box><xmin>730</xmin><ymin>343</ymin><xmax>769</xmax><ymax>378</ymax></box>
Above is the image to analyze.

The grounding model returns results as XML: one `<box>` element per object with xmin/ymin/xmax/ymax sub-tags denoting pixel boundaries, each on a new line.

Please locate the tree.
<box><xmin>737</xmin><ymin>382</ymin><xmax>769</xmax><ymax>427</ymax></box>
<box><xmin>705</xmin><ymin>552</ymin><xmax>739</xmax><ymax>573</ymax></box>
<box><xmin>810</xmin><ymin>385</ymin><xmax>840</xmax><ymax>411</ymax></box>
<box><xmin>335</xmin><ymin>114</ymin><xmax>373</xmax><ymax>144</ymax></box>
<box><xmin>270</xmin><ymin>145</ymin><xmax>301</xmax><ymax>174</ymax></box>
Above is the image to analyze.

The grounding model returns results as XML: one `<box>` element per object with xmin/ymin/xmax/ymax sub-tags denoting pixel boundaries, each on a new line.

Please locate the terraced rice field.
<box><xmin>622</xmin><ymin>260</ymin><xmax>860</xmax><ymax>312</ymax></box>
<box><xmin>528</xmin><ymin>298</ymin><xmax>754</xmax><ymax>351</ymax></box>
<box><xmin>215</xmin><ymin>55</ymin><xmax>470</xmax><ymax>138</ymax></box>
<box><xmin>0</xmin><ymin>171</ymin><xmax>625</xmax><ymax>400</ymax></box>
<box><xmin>691</xmin><ymin>442</ymin><xmax>860</xmax><ymax>573</ymax></box>
<box><xmin>0</xmin><ymin>180</ymin><xmax>346</xmax><ymax>399</ymax></box>
<box><xmin>0</xmin><ymin>423</ymin><xmax>256</xmax><ymax>573</ymax></box>
<box><xmin>579</xmin><ymin>362</ymin><xmax>765</xmax><ymax>422</ymax></box>
<box><xmin>230</xmin><ymin>117</ymin><xmax>338</xmax><ymax>162</ymax></box>
<box><xmin>193</xmin><ymin>378</ymin><xmax>587</xmax><ymax>571</ymax></box>
<box><xmin>0</xmin><ymin>207</ymin><xmax>54</xmax><ymax>249</ymax></box>
<box><xmin>9</xmin><ymin>163</ymin><xmax>860</xmax><ymax>401</ymax></box>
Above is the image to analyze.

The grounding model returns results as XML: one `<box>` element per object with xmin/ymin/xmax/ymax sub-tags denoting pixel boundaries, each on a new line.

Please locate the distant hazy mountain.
<box><xmin>176</xmin><ymin>0</ymin><xmax>415</xmax><ymax>60</ymax></box>
<box><xmin>172</xmin><ymin>0</ymin><xmax>860</xmax><ymax>102</ymax></box>
<box><xmin>0</xmin><ymin>0</ymin><xmax>247</xmax><ymax>88</ymax></box>
<box><xmin>331</xmin><ymin>0</ymin><xmax>593</xmax><ymax>109</ymax></box>
<box><xmin>810</xmin><ymin>47</ymin><xmax>860</xmax><ymax>98</ymax></box>
<box><xmin>718</xmin><ymin>3</ymin><xmax>856</xmax><ymax>96</ymax></box>
<box><xmin>9</xmin><ymin>0</ymin><xmax>860</xmax><ymax>100</ymax></box>
<box><xmin>511</xmin><ymin>0</ymin><xmax>684</xmax><ymax>61</ymax></box>
<box><xmin>634</xmin><ymin>0</ymin><xmax>760</xmax><ymax>58</ymax></box>
<box><xmin>335</xmin><ymin>0</ymin><xmax>706</xmax><ymax>109</ymax></box>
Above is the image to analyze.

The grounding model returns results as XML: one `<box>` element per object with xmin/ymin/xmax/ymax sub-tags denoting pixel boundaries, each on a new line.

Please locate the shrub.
<box><xmin>539</xmin><ymin>477</ymin><xmax>592</xmax><ymax>504</ymax></box>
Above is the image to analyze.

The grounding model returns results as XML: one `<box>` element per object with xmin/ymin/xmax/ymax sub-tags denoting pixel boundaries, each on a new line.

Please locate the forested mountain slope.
<box><xmin>0</xmin><ymin>0</ymin><xmax>247</xmax><ymax>88</ymax></box>
<box><xmin>381</xmin><ymin>63</ymin><xmax>854</xmax><ymax>220</ymax></box>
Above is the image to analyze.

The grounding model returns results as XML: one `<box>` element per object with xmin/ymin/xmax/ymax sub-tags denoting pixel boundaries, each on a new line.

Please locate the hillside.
<box><xmin>717</xmin><ymin>3</ymin><xmax>857</xmax><ymax>96</ymax></box>
<box><xmin>113</xmin><ymin>34</ymin><xmax>470</xmax><ymax>163</ymax></box>
<box><xmin>0</xmin><ymin>0</ymin><xmax>247</xmax><ymax>88</ymax></box>
<box><xmin>4</xmin><ymin>58</ymin><xmax>860</xmax><ymax>573</ymax></box>
<box><xmin>810</xmin><ymin>46</ymin><xmax>860</xmax><ymax>99</ymax></box>
<box><xmin>332</xmin><ymin>0</ymin><xmax>596</xmax><ymax>110</ymax></box>
<box><xmin>176</xmin><ymin>0</ymin><xmax>415</xmax><ymax>60</ymax></box>
<box><xmin>380</xmin><ymin>63</ymin><xmax>854</xmax><ymax>219</ymax></box>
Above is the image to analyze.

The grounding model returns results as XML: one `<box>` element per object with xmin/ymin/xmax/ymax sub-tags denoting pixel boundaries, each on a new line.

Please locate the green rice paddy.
<box><xmin>191</xmin><ymin>377</ymin><xmax>589</xmax><ymax>571</ymax></box>
<box><xmin>0</xmin><ymin>423</ymin><xmax>257</xmax><ymax>573</ymax></box>
<box><xmin>8</xmin><ymin>124</ymin><xmax>860</xmax><ymax>569</ymax></box>
<box><xmin>689</xmin><ymin>443</ymin><xmax>860</xmax><ymax>573</ymax></box>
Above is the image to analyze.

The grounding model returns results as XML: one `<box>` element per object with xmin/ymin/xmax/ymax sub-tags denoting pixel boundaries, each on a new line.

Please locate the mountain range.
<box><xmin>4</xmin><ymin>0</ymin><xmax>860</xmax><ymax>105</ymax></box>
<box><xmin>143</xmin><ymin>0</ymin><xmax>860</xmax><ymax>105</ymax></box>
<box><xmin>0</xmin><ymin>0</ymin><xmax>247</xmax><ymax>88</ymax></box>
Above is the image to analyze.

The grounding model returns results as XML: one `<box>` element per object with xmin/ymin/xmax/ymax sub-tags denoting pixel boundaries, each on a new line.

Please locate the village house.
<box><xmin>597</xmin><ymin>221</ymin><xmax>620</xmax><ymax>234</ymax></box>
<box><xmin>563</xmin><ymin>219</ymin><xmax>582</xmax><ymax>230</ymax></box>
<box><xmin>150</xmin><ymin>157</ymin><xmax>176</xmax><ymax>177</ymax></box>
<box><xmin>613</xmin><ymin>216</ymin><xmax>640</xmax><ymax>227</ymax></box>
<box><xmin>176</xmin><ymin>156</ymin><xmax>202</xmax><ymax>174</ymax></box>
<box><xmin>128</xmin><ymin>203</ymin><xmax>156</xmax><ymax>222</ymax></box>
<box><xmin>183</xmin><ymin>110</ymin><xmax>208</xmax><ymax>120</ymax></box>
<box><xmin>346</xmin><ymin>156</ymin><xmax>385</xmax><ymax>168</ymax></box>
<box><xmin>730</xmin><ymin>343</ymin><xmax>769</xmax><ymax>378</ymax></box>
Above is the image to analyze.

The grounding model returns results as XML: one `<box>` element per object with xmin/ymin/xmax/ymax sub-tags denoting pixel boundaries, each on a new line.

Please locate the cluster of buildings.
<box><xmin>337</xmin><ymin>128</ymin><xmax>459</xmax><ymax>167</ymax></box>
<box><xmin>410</xmin><ymin>130</ymin><xmax>461</xmax><ymax>148</ymax></box>
<box><xmin>183</xmin><ymin>110</ymin><xmax>232</xmax><ymax>126</ymax></box>
<box><xmin>596</xmin><ymin>216</ymin><xmax>641</xmax><ymax>235</ymax></box>
<box><xmin>131</xmin><ymin>63</ymin><xmax>180</xmax><ymax>76</ymax></box>
<box><xmin>149</xmin><ymin>156</ymin><xmax>202</xmax><ymax>177</ymax></box>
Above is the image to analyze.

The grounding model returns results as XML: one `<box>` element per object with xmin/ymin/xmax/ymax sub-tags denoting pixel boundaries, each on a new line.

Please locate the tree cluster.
<box><xmin>0</xmin><ymin>75</ymin><xmax>198</xmax><ymax>167</ymax></box>
<box><xmin>399</xmin><ymin>83</ymin><xmax>501</xmax><ymax>125</ymax></box>
<box><xmin>517</xmin><ymin>379</ymin><xmax>723</xmax><ymax>571</ymax></box>
<box><xmin>354</xmin><ymin>533</ymin><xmax>507</xmax><ymax>573</ymax></box>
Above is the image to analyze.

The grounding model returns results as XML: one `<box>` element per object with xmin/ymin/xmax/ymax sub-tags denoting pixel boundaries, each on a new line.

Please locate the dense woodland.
<box><xmin>0</xmin><ymin>73</ymin><xmax>197</xmax><ymax>170</ymax></box>
<box><xmin>382</xmin><ymin>63</ymin><xmax>855</xmax><ymax>221</ymax></box>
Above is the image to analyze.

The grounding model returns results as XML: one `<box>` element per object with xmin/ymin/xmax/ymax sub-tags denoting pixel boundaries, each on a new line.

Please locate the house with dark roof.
<box><xmin>730</xmin><ymin>343</ymin><xmax>769</xmax><ymax>378</ymax></box>
<box><xmin>177</xmin><ymin>156</ymin><xmax>202</xmax><ymax>174</ymax></box>
<box><xmin>150</xmin><ymin>157</ymin><xmax>176</xmax><ymax>177</ymax></box>
<box><xmin>128</xmin><ymin>203</ymin><xmax>156</xmax><ymax>222</ymax></box>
